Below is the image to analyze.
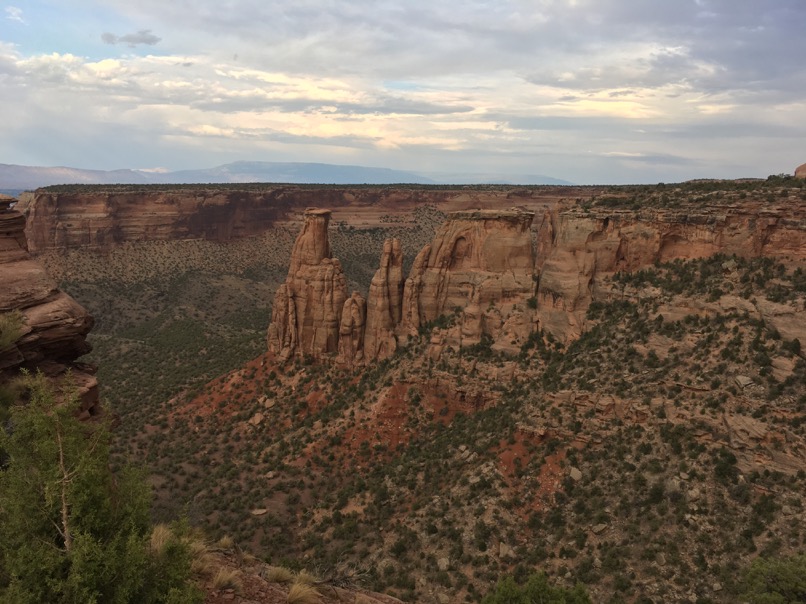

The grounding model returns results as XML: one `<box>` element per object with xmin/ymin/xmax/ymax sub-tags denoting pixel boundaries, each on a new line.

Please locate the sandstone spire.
<box><xmin>363</xmin><ymin>238</ymin><xmax>404</xmax><ymax>361</ymax></box>
<box><xmin>267</xmin><ymin>208</ymin><xmax>347</xmax><ymax>360</ymax></box>
<box><xmin>337</xmin><ymin>291</ymin><xmax>366</xmax><ymax>366</ymax></box>
<box><xmin>796</xmin><ymin>162</ymin><xmax>806</xmax><ymax>179</ymax></box>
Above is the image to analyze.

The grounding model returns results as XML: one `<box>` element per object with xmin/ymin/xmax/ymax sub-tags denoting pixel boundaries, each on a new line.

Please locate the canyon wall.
<box><xmin>17</xmin><ymin>186</ymin><xmax>569</xmax><ymax>252</ymax></box>
<box><xmin>535</xmin><ymin>201</ymin><xmax>806</xmax><ymax>340</ymax></box>
<box><xmin>269</xmin><ymin>197</ymin><xmax>806</xmax><ymax>362</ymax></box>
<box><xmin>0</xmin><ymin>196</ymin><xmax>99</xmax><ymax>417</ymax></box>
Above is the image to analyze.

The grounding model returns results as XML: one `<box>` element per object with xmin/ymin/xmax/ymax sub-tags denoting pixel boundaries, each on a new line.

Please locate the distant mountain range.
<box><xmin>0</xmin><ymin>161</ymin><xmax>572</xmax><ymax>194</ymax></box>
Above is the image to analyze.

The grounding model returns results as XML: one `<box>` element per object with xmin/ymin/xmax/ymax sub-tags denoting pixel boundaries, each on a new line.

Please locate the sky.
<box><xmin>0</xmin><ymin>0</ymin><xmax>804</xmax><ymax>184</ymax></box>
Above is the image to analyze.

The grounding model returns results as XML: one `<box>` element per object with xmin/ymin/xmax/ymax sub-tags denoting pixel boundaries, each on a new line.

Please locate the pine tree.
<box><xmin>0</xmin><ymin>372</ymin><xmax>201</xmax><ymax>603</ymax></box>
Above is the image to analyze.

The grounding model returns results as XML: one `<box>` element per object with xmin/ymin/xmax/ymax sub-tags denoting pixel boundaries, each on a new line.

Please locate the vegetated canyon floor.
<box><xmin>36</xmin><ymin>179</ymin><xmax>806</xmax><ymax>603</ymax></box>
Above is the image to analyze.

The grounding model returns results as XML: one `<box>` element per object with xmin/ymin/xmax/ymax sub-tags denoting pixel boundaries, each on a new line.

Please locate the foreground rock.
<box><xmin>0</xmin><ymin>196</ymin><xmax>99</xmax><ymax>417</ymax></box>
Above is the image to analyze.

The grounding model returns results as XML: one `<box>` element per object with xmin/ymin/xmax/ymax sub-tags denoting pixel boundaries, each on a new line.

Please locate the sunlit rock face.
<box><xmin>534</xmin><ymin>203</ymin><xmax>806</xmax><ymax>341</ymax></box>
<box><xmin>400</xmin><ymin>209</ymin><xmax>537</xmax><ymax>351</ymax></box>
<box><xmin>267</xmin><ymin>209</ymin><xmax>347</xmax><ymax>361</ymax></box>
<box><xmin>363</xmin><ymin>238</ymin><xmax>404</xmax><ymax>362</ymax></box>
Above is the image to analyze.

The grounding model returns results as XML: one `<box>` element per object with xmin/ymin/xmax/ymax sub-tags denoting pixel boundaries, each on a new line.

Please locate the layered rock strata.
<box><xmin>535</xmin><ymin>202</ymin><xmax>806</xmax><ymax>340</ymax></box>
<box><xmin>268</xmin><ymin>208</ymin><xmax>538</xmax><ymax>364</ymax></box>
<box><xmin>267</xmin><ymin>209</ymin><xmax>347</xmax><ymax>361</ymax></box>
<box><xmin>18</xmin><ymin>185</ymin><xmax>568</xmax><ymax>252</ymax></box>
<box><xmin>400</xmin><ymin>209</ymin><xmax>537</xmax><ymax>352</ymax></box>
<box><xmin>0</xmin><ymin>196</ymin><xmax>99</xmax><ymax>417</ymax></box>
<box><xmin>363</xmin><ymin>238</ymin><xmax>404</xmax><ymax>361</ymax></box>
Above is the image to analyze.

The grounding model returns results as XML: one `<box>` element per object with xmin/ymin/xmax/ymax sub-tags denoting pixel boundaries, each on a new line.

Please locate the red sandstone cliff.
<box><xmin>268</xmin><ymin>197</ymin><xmax>806</xmax><ymax>362</ymax></box>
<box><xmin>535</xmin><ymin>201</ymin><xmax>806</xmax><ymax>340</ymax></box>
<box><xmin>0</xmin><ymin>196</ymin><xmax>99</xmax><ymax>417</ymax></box>
<box><xmin>17</xmin><ymin>186</ymin><xmax>569</xmax><ymax>252</ymax></box>
<box><xmin>268</xmin><ymin>208</ymin><xmax>538</xmax><ymax>364</ymax></box>
<box><xmin>267</xmin><ymin>209</ymin><xmax>348</xmax><ymax>361</ymax></box>
<box><xmin>400</xmin><ymin>209</ymin><xmax>537</xmax><ymax>354</ymax></box>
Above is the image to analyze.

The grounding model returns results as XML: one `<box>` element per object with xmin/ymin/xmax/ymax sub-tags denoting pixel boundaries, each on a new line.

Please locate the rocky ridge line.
<box><xmin>269</xmin><ymin>198</ymin><xmax>806</xmax><ymax>362</ymax></box>
<box><xmin>269</xmin><ymin>207</ymin><xmax>539</xmax><ymax>365</ymax></box>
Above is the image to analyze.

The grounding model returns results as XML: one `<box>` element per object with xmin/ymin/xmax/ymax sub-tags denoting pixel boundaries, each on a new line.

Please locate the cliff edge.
<box><xmin>0</xmin><ymin>196</ymin><xmax>99</xmax><ymax>417</ymax></box>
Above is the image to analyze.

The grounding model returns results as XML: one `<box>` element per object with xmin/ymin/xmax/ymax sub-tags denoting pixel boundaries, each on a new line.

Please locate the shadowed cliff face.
<box><xmin>19</xmin><ymin>190</ymin><xmax>297</xmax><ymax>252</ymax></box>
<box><xmin>17</xmin><ymin>185</ymin><xmax>568</xmax><ymax>252</ymax></box>
<box><xmin>0</xmin><ymin>197</ymin><xmax>99</xmax><ymax>418</ymax></box>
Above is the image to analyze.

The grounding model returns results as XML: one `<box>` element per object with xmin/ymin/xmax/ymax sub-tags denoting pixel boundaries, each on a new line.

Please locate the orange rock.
<box><xmin>337</xmin><ymin>291</ymin><xmax>366</xmax><ymax>366</ymax></box>
<box><xmin>363</xmin><ymin>238</ymin><xmax>404</xmax><ymax>362</ymax></box>
<box><xmin>400</xmin><ymin>209</ymin><xmax>536</xmax><ymax>349</ymax></box>
<box><xmin>267</xmin><ymin>209</ymin><xmax>347</xmax><ymax>360</ymax></box>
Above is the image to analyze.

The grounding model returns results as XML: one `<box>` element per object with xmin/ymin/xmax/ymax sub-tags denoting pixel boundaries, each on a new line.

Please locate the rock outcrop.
<box><xmin>268</xmin><ymin>209</ymin><xmax>538</xmax><ymax>364</ymax></box>
<box><xmin>0</xmin><ymin>196</ymin><xmax>99</xmax><ymax>417</ymax></box>
<box><xmin>363</xmin><ymin>238</ymin><xmax>404</xmax><ymax>361</ymax></box>
<box><xmin>534</xmin><ymin>202</ymin><xmax>806</xmax><ymax>340</ymax></box>
<box><xmin>267</xmin><ymin>209</ymin><xmax>347</xmax><ymax>361</ymax></box>
<box><xmin>337</xmin><ymin>292</ymin><xmax>366</xmax><ymax>366</ymax></box>
<box><xmin>269</xmin><ymin>195</ymin><xmax>806</xmax><ymax>360</ymax></box>
<box><xmin>401</xmin><ymin>209</ymin><xmax>536</xmax><ymax>350</ymax></box>
<box><xmin>796</xmin><ymin>163</ymin><xmax>806</xmax><ymax>179</ymax></box>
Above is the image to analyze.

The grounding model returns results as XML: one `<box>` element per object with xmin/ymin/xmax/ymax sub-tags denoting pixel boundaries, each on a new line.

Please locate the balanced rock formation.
<box><xmin>796</xmin><ymin>162</ymin><xmax>806</xmax><ymax>179</ymax></box>
<box><xmin>267</xmin><ymin>209</ymin><xmax>347</xmax><ymax>361</ymax></box>
<box><xmin>363</xmin><ymin>238</ymin><xmax>404</xmax><ymax>361</ymax></box>
<box><xmin>401</xmin><ymin>209</ymin><xmax>536</xmax><ymax>350</ymax></box>
<box><xmin>0</xmin><ymin>196</ymin><xmax>99</xmax><ymax>417</ymax></box>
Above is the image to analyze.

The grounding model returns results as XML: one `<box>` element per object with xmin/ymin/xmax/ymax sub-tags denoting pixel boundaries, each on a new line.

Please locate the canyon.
<box><xmin>264</xmin><ymin>190</ymin><xmax>806</xmax><ymax>365</ymax></box>
<box><xmin>4</xmin><ymin>177</ymin><xmax>806</xmax><ymax>603</ymax></box>
<box><xmin>16</xmin><ymin>185</ymin><xmax>570</xmax><ymax>252</ymax></box>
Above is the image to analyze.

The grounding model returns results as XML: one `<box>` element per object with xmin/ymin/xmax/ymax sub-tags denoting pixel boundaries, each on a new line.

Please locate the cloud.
<box><xmin>101</xmin><ymin>29</ymin><xmax>161</xmax><ymax>47</ymax></box>
<box><xmin>1</xmin><ymin>1</ymin><xmax>805</xmax><ymax>183</ymax></box>
<box><xmin>5</xmin><ymin>6</ymin><xmax>25</xmax><ymax>23</ymax></box>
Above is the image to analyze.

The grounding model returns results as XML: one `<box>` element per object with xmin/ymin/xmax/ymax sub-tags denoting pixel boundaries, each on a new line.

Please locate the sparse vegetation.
<box><xmin>24</xmin><ymin>180</ymin><xmax>806</xmax><ymax>602</ymax></box>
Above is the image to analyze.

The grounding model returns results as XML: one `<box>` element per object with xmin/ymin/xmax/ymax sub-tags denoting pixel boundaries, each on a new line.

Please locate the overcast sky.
<box><xmin>1</xmin><ymin>0</ymin><xmax>804</xmax><ymax>184</ymax></box>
